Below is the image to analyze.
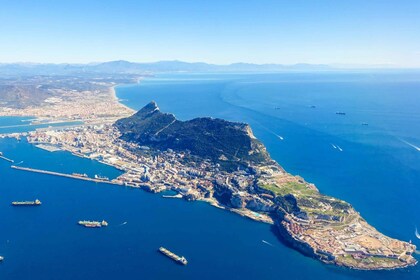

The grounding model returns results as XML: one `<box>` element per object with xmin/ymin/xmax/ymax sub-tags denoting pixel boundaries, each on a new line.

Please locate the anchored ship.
<box><xmin>78</xmin><ymin>220</ymin><xmax>108</xmax><ymax>228</ymax></box>
<box><xmin>159</xmin><ymin>247</ymin><xmax>188</xmax><ymax>265</ymax></box>
<box><xmin>11</xmin><ymin>199</ymin><xmax>41</xmax><ymax>206</ymax></box>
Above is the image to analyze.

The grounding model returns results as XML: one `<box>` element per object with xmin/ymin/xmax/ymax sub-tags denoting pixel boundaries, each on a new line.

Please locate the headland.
<box><xmin>0</xmin><ymin>77</ymin><xmax>417</xmax><ymax>270</ymax></box>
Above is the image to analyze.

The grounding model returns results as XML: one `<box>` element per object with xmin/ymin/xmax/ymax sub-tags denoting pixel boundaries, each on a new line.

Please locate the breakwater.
<box><xmin>11</xmin><ymin>165</ymin><xmax>122</xmax><ymax>185</ymax></box>
<box><xmin>0</xmin><ymin>155</ymin><xmax>14</xmax><ymax>163</ymax></box>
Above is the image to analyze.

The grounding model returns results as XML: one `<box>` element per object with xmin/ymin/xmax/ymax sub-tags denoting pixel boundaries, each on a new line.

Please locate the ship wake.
<box><xmin>400</xmin><ymin>139</ymin><xmax>420</xmax><ymax>152</ymax></box>
<box><xmin>262</xmin><ymin>240</ymin><xmax>274</xmax><ymax>247</ymax></box>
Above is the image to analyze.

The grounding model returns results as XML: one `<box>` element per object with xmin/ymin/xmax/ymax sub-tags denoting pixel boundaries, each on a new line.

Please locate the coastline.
<box><xmin>0</xmin><ymin>82</ymin><xmax>134</xmax><ymax>125</ymax></box>
<box><xmin>76</xmin><ymin>83</ymin><xmax>420</xmax><ymax>270</ymax></box>
<box><xmin>110</xmin><ymin>85</ymin><xmax>135</xmax><ymax>114</ymax></box>
<box><xmin>0</xmin><ymin>80</ymin><xmax>417</xmax><ymax>271</ymax></box>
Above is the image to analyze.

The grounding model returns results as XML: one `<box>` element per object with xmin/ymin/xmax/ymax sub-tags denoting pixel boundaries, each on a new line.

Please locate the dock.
<box><xmin>35</xmin><ymin>144</ymin><xmax>61</xmax><ymax>152</ymax></box>
<box><xmin>162</xmin><ymin>194</ymin><xmax>183</xmax><ymax>199</ymax></box>
<box><xmin>10</xmin><ymin>165</ymin><xmax>122</xmax><ymax>185</ymax></box>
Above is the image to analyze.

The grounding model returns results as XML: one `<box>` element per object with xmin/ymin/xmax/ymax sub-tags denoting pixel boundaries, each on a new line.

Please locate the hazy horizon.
<box><xmin>1</xmin><ymin>0</ymin><xmax>420</xmax><ymax>67</ymax></box>
<box><xmin>1</xmin><ymin>59</ymin><xmax>420</xmax><ymax>70</ymax></box>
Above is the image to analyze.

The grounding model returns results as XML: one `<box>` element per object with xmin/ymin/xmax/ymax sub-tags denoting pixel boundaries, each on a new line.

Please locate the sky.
<box><xmin>0</xmin><ymin>0</ymin><xmax>420</xmax><ymax>67</ymax></box>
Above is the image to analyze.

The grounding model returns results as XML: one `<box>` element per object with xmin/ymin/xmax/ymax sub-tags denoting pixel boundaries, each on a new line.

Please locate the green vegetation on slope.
<box><xmin>114</xmin><ymin>101</ymin><xmax>270</xmax><ymax>169</ymax></box>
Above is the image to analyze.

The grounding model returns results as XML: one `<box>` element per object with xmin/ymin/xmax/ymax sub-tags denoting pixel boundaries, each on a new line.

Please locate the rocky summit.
<box><xmin>114</xmin><ymin>101</ymin><xmax>271</xmax><ymax>170</ymax></box>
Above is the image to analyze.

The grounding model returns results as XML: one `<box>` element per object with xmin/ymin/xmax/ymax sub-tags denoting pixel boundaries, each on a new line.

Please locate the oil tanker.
<box><xmin>11</xmin><ymin>199</ymin><xmax>41</xmax><ymax>206</ymax></box>
<box><xmin>159</xmin><ymin>247</ymin><xmax>188</xmax><ymax>265</ymax></box>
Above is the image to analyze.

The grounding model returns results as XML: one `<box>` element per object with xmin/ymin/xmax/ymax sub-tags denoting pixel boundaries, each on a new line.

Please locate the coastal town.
<box><xmin>0</xmin><ymin>101</ymin><xmax>417</xmax><ymax>270</ymax></box>
<box><xmin>0</xmin><ymin>75</ymin><xmax>136</xmax><ymax>124</ymax></box>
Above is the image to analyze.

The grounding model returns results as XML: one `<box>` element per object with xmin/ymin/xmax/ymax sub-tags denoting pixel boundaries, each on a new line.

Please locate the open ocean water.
<box><xmin>1</xmin><ymin>71</ymin><xmax>420</xmax><ymax>279</ymax></box>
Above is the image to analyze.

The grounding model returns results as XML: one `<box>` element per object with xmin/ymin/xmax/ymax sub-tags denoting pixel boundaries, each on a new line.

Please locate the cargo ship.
<box><xmin>78</xmin><ymin>220</ymin><xmax>108</xmax><ymax>228</ymax></box>
<box><xmin>159</xmin><ymin>247</ymin><xmax>188</xmax><ymax>265</ymax></box>
<box><xmin>11</xmin><ymin>199</ymin><xmax>41</xmax><ymax>206</ymax></box>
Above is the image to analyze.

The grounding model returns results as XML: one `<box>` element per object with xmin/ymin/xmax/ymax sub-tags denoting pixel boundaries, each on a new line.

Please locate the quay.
<box><xmin>10</xmin><ymin>165</ymin><xmax>122</xmax><ymax>186</ymax></box>
<box><xmin>162</xmin><ymin>194</ymin><xmax>183</xmax><ymax>199</ymax></box>
<box><xmin>35</xmin><ymin>144</ymin><xmax>61</xmax><ymax>152</ymax></box>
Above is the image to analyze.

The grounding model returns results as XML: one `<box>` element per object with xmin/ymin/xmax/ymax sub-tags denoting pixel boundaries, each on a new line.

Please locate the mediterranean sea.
<box><xmin>1</xmin><ymin>71</ymin><xmax>420</xmax><ymax>279</ymax></box>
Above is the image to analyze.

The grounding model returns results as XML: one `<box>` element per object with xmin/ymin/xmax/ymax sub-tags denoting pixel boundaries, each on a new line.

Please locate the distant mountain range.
<box><xmin>0</xmin><ymin>60</ymin><xmax>331</xmax><ymax>75</ymax></box>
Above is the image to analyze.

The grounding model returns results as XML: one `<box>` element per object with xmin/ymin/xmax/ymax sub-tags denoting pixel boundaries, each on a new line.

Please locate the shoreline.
<box><xmin>110</xmin><ymin>85</ymin><xmax>136</xmax><ymax>114</ymax></box>
<box><xmin>0</xmin><ymin>81</ymin><xmax>135</xmax><ymax>125</ymax></box>
<box><xmin>0</xmin><ymin>79</ymin><xmax>417</xmax><ymax>271</ymax></box>
<box><xmin>1</xmin><ymin>131</ymin><xmax>416</xmax><ymax>271</ymax></box>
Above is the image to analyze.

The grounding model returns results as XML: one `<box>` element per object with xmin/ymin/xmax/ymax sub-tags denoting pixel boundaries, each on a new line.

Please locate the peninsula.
<box><xmin>7</xmin><ymin>100</ymin><xmax>415</xmax><ymax>270</ymax></box>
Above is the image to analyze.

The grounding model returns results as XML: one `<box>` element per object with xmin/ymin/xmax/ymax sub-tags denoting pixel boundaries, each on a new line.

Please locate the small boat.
<box><xmin>336</xmin><ymin>112</ymin><xmax>346</xmax><ymax>115</ymax></box>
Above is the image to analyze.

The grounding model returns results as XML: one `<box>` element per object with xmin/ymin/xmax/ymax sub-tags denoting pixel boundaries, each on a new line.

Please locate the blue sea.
<box><xmin>1</xmin><ymin>71</ymin><xmax>420</xmax><ymax>279</ymax></box>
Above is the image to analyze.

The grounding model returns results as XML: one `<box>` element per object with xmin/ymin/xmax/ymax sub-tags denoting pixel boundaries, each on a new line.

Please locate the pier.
<box><xmin>162</xmin><ymin>194</ymin><xmax>183</xmax><ymax>199</ymax></box>
<box><xmin>11</xmin><ymin>165</ymin><xmax>122</xmax><ymax>186</ymax></box>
